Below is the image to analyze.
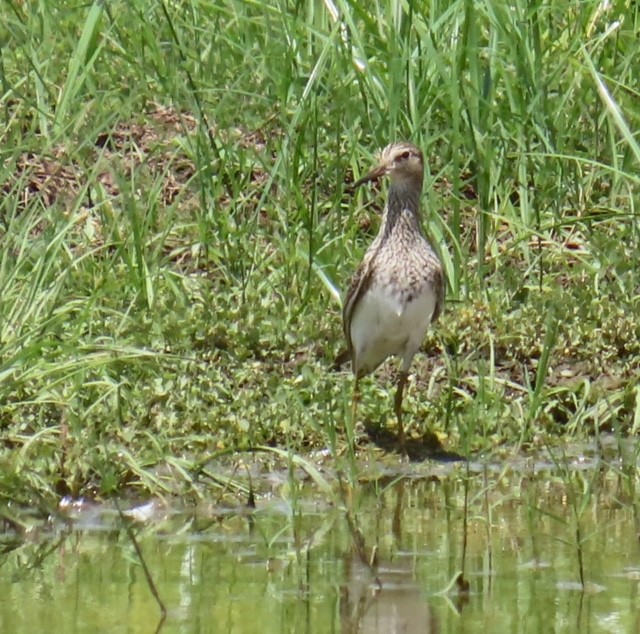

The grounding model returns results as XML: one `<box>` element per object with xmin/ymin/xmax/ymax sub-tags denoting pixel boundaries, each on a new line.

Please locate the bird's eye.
<box><xmin>400</xmin><ymin>150</ymin><xmax>411</xmax><ymax>160</ymax></box>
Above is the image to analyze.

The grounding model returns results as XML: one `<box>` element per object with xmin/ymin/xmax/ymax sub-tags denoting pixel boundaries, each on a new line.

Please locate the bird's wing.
<box><xmin>342</xmin><ymin>255</ymin><xmax>376</xmax><ymax>358</ymax></box>
<box><xmin>332</xmin><ymin>347</ymin><xmax>351</xmax><ymax>370</ymax></box>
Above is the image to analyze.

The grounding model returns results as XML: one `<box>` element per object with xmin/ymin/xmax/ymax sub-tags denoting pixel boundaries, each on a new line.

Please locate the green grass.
<box><xmin>1</xmin><ymin>0</ymin><xmax>639</xmax><ymax>506</ymax></box>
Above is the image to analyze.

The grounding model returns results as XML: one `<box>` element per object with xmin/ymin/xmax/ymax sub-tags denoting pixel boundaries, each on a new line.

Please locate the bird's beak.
<box><xmin>352</xmin><ymin>163</ymin><xmax>389</xmax><ymax>189</ymax></box>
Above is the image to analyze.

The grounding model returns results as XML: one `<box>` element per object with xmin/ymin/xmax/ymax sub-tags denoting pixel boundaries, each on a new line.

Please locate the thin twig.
<box><xmin>114</xmin><ymin>499</ymin><xmax>167</xmax><ymax>622</ymax></box>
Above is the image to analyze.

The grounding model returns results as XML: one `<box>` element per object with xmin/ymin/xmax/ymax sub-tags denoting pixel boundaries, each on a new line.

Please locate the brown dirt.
<box><xmin>2</xmin><ymin>105</ymin><xmax>273</xmax><ymax>261</ymax></box>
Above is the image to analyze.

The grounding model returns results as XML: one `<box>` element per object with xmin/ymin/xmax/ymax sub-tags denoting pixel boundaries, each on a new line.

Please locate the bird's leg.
<box><xmin>349</xmin><ymin>376</ymin><xmax>360</xmax><ymax>452</ymax></box>
<box><xmin>394</xmin><ymin>371</ymin><xmax>409</xmax><ymax>452</ymax></box>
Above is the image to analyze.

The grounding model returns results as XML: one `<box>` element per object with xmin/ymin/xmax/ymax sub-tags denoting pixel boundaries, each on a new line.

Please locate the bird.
<box><xmin>341</xmin><ymin>141</ymin><xmax>445</xmax><ymax>454</ymax></box>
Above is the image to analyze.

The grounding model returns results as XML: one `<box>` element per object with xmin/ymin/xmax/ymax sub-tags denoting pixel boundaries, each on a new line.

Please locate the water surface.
<box><xmin>1</xmin><ymin>439</ymin><xmax>639</xmax><ymax>633</ymax></box>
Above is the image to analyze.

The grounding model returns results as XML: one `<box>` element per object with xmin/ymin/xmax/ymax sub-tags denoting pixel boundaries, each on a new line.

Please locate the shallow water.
<box><xmin>1</xmin><ymin>439</ymin><xmax>639</xmax><ymax>633</ymax></box>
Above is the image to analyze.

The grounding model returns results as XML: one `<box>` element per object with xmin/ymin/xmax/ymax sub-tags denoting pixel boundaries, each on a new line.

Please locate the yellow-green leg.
<box><xmin>346</xmin><ymin>376</ymin><xmax>360</xmax><ymax>461</ymax></box>
<box><xmin>350</xmin><ymin>376</ymin><xmax>360</xmax><ymax>430</ymax></box>
<box><xmin>394</xmin><ymin>371</ymin><xmax>409</xmax><ymax>451</ymax></box>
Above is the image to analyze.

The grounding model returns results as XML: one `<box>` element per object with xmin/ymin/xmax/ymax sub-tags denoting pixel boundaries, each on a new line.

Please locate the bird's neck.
<box><xmin>380</xmin><ymin>181</ymin><xmax>423</xmax><ymax>237</ymax></box>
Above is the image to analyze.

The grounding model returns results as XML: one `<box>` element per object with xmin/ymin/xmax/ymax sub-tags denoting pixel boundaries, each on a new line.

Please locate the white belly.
<box><xmin>350</xmin><ymin>282</ymin><xmax>436</xmax><ymax>376</ymax></box>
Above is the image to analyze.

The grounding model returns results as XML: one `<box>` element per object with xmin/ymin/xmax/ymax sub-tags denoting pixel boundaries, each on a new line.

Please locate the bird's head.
<box><xmin>352</xmin><ymin>142</ymin><xmax>424</xmax><ymax>189</ymax></box>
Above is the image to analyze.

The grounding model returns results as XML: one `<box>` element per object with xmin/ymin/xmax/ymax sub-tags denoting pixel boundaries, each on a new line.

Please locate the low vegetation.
<box><xmin>1</xmin><ymin>0</ymin><xmax>638</xmax><ymax>508</ymax></box>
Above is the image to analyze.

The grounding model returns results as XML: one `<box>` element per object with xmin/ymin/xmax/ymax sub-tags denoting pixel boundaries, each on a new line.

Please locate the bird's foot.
<box><xmin>397</xmin><ymin>429</ymin><xmax>409</xmax><ymax>461</ymax></box>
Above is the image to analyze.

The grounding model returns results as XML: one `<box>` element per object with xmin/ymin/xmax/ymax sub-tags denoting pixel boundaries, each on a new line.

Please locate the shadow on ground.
<box><xmin>362</xmin><ymin>420</ymin><xmax>465</xmax><ymax>462</ymax></box>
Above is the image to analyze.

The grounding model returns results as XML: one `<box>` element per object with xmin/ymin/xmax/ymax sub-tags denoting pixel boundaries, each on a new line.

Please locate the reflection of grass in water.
<box><xmin>1</xmin><ymin>0</ymin><xmax>639</xmax><ymax>512</ymax></box>
<box><xmin>538</xmin><ymin>445</ymin><xmax>595</xmax><ymax>589</ymax></box>
<box><xmin>433</xmin><ymin>437</ymin><xmax>640</xmax><ymax>599</ymax></box>
<box><xmin>2</xmin><ymin>447</ymin><xmax>638</xmax><ymax>631</ymax></box>
<box><xmin>525</xmin><ymin>437</ymin><xmax>640</xmax><ymax>592</ymax></box>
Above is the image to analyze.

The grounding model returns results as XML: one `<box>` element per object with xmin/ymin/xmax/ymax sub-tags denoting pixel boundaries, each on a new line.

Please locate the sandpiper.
<box><xmin>342</xmin><ymin>141</ymin><xmax>444</xmax><ymax>452</ymax></box>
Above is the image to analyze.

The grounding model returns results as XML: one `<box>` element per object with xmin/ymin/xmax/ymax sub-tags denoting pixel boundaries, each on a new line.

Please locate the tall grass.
<box><xmin>0</xmin><ymin>0</ymin><xmax>638</xmax><ymax>502</ymax></box>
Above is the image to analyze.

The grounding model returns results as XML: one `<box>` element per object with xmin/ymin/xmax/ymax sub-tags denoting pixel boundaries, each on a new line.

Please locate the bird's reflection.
<box><xmin>340</xmin><ymin>479</ymin><xmax>439</xmax><ymax>633</ymax></box>
<box><xmin>340</xmin><ymin>551</ymin><xmax>438</xmax><ymax>634</ymax></box>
